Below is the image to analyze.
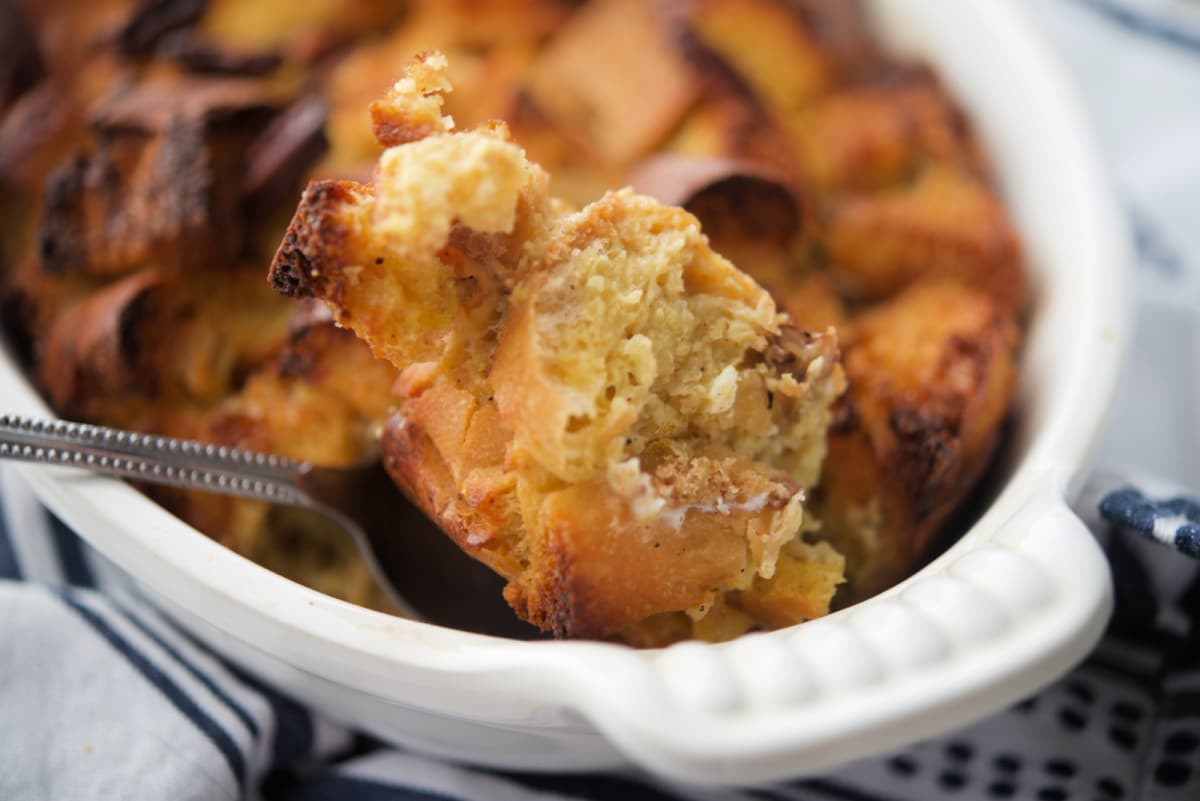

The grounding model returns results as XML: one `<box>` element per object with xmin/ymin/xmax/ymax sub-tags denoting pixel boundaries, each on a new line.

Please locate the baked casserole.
<box><xmin>1</xmin><ymin>0</ymin><xmax>1023</xmax><ymax>645</ymax></box>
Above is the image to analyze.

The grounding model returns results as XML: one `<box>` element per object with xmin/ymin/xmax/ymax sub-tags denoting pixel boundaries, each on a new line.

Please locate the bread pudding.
<box><xmin>269</xmin><ymin>53</ymin><xmax>845</xmax><ymax>639</ymax></box>
<box><xmin>1</xmin><ymin>0</ymin><xmax>1024</xmax><ymax>643</ymax></box>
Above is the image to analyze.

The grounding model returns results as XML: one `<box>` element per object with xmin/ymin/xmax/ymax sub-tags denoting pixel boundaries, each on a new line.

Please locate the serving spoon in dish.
<box><xmin>0</xmin><ymin>413</ymin><xmax>539</xmax><ymax>638</ymax></box>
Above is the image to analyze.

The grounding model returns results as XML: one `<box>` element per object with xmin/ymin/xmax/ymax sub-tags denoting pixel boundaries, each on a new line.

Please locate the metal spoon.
<box><xmin>0</xmin><ymin>413</ymin><xmax>539</xmax><ymax>638</ymax></box>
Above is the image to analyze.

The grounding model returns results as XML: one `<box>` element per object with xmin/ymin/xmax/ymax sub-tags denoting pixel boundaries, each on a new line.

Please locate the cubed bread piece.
<box><xmin>37</xmin><ymin>75</ymin><xmax>282</xmax><ymax>276</ymax></box>
<box><xmin>816</xmin><ymin>280</ymin><xmax>1018</xmax><ymax>597</ymax></box>
<box><xmin>198</xmin><ymin>0</ymin><xmax>406</xmax><ymax>56</ymax></box>
<box><xmin>270</xmin><ymin>53</ymin><xmax>846</xmax><ymax>641</ymax></box>
<box><xmin>37</xmin><ymin>267</ymin><xmax>294</xmax><ymax>421</ymax></box>
<box><xmin>685</xmin><ymin>0</ymin><xmax>835</xmax><ymax>117</ymax></box>
<box><xmin>526</xmin><ymin>0</ymin><xmax>697</xmax><ymax>168</ymax></box>
<box><xmin>785</xmin><ymin>81</ymin><xmax>987</xmax><ymax>192</ymax></box>
<box><xmin>206</xmin><ymin>303</ymin><xmax>399</xmax><ymax>465</ymax></box>
<box><xmin>824</xmin><ymin>165</ymin><xmax>1025</xmax><ymax>310</ymax></box>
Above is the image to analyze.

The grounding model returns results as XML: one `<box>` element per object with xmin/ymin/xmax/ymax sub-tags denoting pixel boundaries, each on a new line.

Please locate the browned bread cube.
<box><xmin>526</xmin><ymin>0</ymin><xmax>697</xmax><ymax>168</ymax></box>
<box><xmin>817</xmin><ymin>280</ymin><xmax>1018</xmax><ymax>597</ymax></box>
<box><xmin>824</xmin><ymin>165</ymin><xmax>1026</xmax><ymax>310</ymax></box>
<box><xmin>37</xmin><ymin>76</ymin><xmax>282</xmax><ymax>276</ymax></box>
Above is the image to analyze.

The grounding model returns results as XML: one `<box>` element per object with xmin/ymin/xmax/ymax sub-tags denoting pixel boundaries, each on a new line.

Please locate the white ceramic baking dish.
<box><xmin>0</xmin><ymin>0</ymin><xmax>1131</xmax><ymax>785</ymax></box>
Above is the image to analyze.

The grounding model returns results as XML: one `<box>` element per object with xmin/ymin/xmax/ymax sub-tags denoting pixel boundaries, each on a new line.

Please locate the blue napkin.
<box><xmin>3</xmin><ymin>1</ymin><xmax>1200</xmax><ymax>798</ymax></box>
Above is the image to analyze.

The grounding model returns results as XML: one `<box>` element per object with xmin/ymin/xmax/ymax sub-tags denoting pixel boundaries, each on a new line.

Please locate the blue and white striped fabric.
<box><xmin>3</xmin><ymin>2</ymin><xmax>1200</xmax><ymax>799</ymax></box>
<box><xmin>1100</xmin><ymin>488</ymin><xmax>1200</xmax><ymax>557</ymax></box>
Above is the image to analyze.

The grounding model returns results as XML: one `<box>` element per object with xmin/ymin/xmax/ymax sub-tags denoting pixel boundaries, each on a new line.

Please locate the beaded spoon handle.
<box><xmin>0</xmin><ymin>413</ymin><xmax>423</xmax><ymax>615</ymax></box>
<box><xmin>0</xmin><ymin>413</ymin><xmax>308</xmax><ymax>505</ymax></box>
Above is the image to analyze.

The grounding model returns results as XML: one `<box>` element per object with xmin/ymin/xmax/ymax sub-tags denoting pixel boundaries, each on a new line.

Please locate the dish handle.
<box><xmin>561</xmin><ymin>474</ymin><xmax>1120</xmax><ymax>784</ymax></box>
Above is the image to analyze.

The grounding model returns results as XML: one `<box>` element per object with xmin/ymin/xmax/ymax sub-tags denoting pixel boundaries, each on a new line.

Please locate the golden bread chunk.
<box><xmin>824</xmin><ymin>165</ymin><xmax>1025</xmax><ymax>310</ymax></box>
<box><xmin>685</xmin><ymin>0</ymin><xmax>835</xmax><ymax>117</ymax></box>
<box><xmin>198</xmin><ymin>0</ymin><xmax>406</xmax><ymax>55</ymax></box>
<box><xmin>207</xmin><ymin>305</ymin><xmax>399</xmax><ymax>466</ymax></box>
<box><xmin>664</xmin><ymin>99</ymin><xmax>757</xmax><ymax>163</ymax></box>
<box><xmin>526</xmin><ymin>0</ymin><xmax>697</xmax><ymax>168</ymax></box>
<box><xmin>36</xmin><ymin>267</ymin><xmax>294</xmax><ymax>422</ymax></box>
<box><xmin>785</xmin><ymin>81</ymin><xmax>986</xmax><ymax>192</ymax></box>
<box><xmin>788</xmin><ymin>89</ymin><xmax>923</xmax><ymax>192</ymax></box>
<box><xmin>270</xmin><ymin>54</ymin><xmax>846</xmax><ymax>640</ymax></box>
<box><xmin>816</xmin><ymin>280</ymin><xmax>1018</xmax><ymax>597</ymax></box>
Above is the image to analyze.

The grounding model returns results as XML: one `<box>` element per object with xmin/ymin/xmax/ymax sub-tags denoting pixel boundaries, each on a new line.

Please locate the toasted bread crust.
<box><xmin>271</xmin><ymin>180</ymin><xmax>374</xmax><ymax>300</ymax></box>
<box><xmin>817</xmin><ymin>280</ymin><xmax>1017</xmax><ymax>596</ymax></box>
<box><xmin>38</xmin><ymin>269</ymin><xmax>166</xmax><ymax>413</ymax></box>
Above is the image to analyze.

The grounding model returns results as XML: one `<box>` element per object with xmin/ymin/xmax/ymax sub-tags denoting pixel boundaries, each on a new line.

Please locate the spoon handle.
<box><xmin>0</xmin><ymin>413</ymin><xmax>308</xmax><ymax>505</ymax></box>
